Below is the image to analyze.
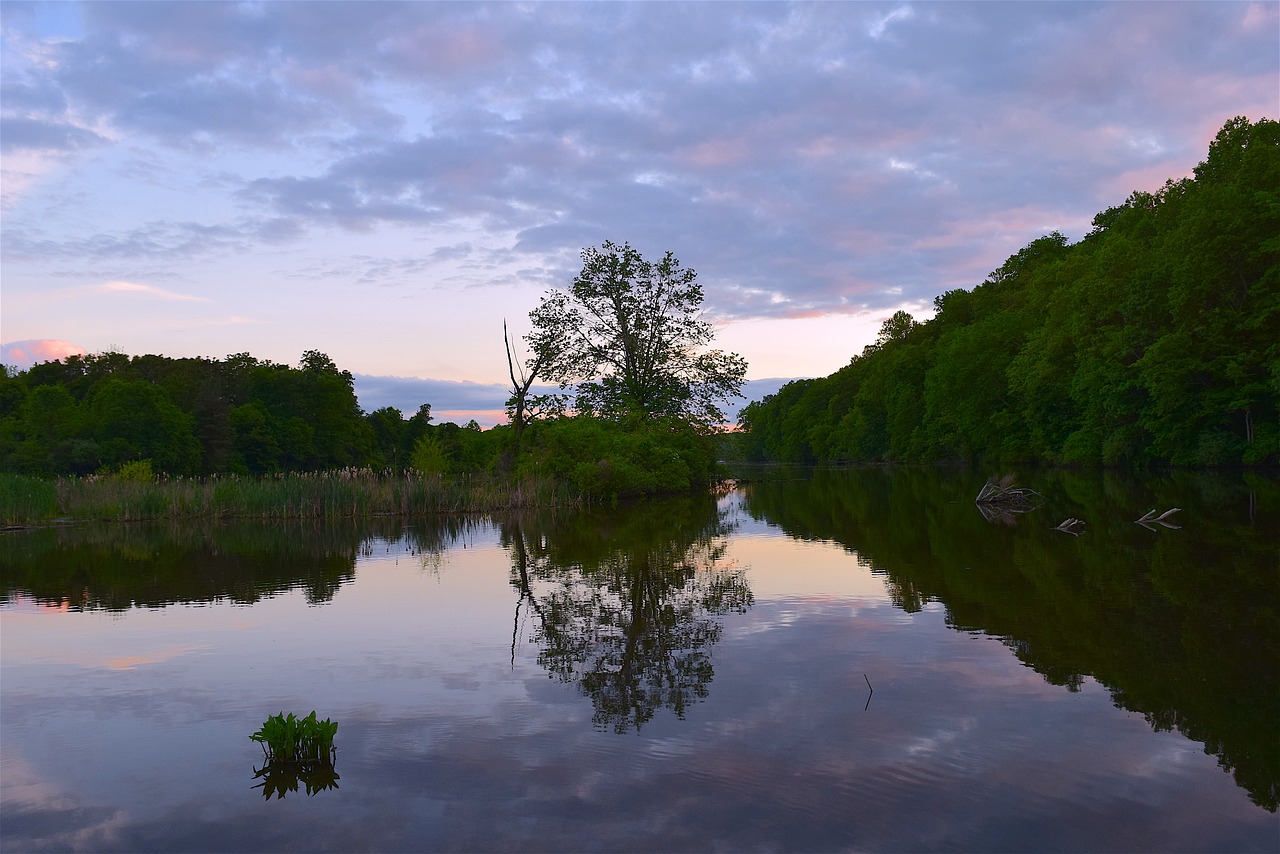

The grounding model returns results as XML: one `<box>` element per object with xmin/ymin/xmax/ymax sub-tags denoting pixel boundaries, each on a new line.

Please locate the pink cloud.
<box><xmin>1242</xmin><ymin>3</ymin><xmax>1275</xmax><ymax>31</ymax></box>
<box><xmin>1</xmin><ymin>339</ymin><xmax>88</xmax><ymax>371</ymax></box>
<box><xmin>384</xmin><ymin>25</ymin><xmax>503</xmax><ymax>75</ymax></box>
<box><xmin>911</xmin><ymin>205</ymin><xmax>1087</xmax><ymax>252</ymax></box>
<box><xmin>1102</xmin><ymin>161</ymin><xmax>1194</xmax><ymax>201</ymax></box>
<box><xmin>680</xmin><ymin>136</ymin><xmax>755</xmax><ymax>169</ymax></box>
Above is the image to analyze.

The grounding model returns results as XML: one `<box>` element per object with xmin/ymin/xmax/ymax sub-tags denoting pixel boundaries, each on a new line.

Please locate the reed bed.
<box><xmin>0</xmin><ymin>469</ymin><xmax>579</xmax><ymax>525</ymax></box>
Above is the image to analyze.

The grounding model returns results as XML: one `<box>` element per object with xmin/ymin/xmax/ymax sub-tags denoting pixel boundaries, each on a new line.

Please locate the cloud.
<box><xmin>868</xmin><ymin>5</ymin><xmax>916</xmax><ymax>40</ymax></box>
<box><xmin>1</xmin><ymin>339</ymin><xmax>87</xmax><ymax>370</ymax></box>
<box><xmin>90</xmin><ymin>280</ymin><xmax>210</xmax><ymax>302</ymax></box>
<box><xmin>0</xmin><ymin>116</ymin><xmax>109</xmax><ymax>154</ymax></box>
<box><xmin>352</xmin><ymin>374</ymin><xmax>796</xmax><ymax>427</ymax></box>
<box><xmin>0</xmin><ymin>2</ymin><xmax>1273</xmax><ymax>380</ymax></box>
<box><xmin>352</xmin><ymin>374</ymin><xmax>517</xmax><ymax>426</ymax></box>
<box><xmin>2</xmin><ymin>220</ymin><xmax>252</xmax><ymax>263</ymax></box>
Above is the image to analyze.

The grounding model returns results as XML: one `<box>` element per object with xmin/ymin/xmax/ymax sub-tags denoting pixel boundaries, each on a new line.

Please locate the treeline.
<box><xmin>740</xmin><ymin>117</ymin><xmax>1278</xmax><ymax>467</ymax></box>
<box><xmin>0</xmin><ymin>349</ymin><xmax>422</xmax><ymax>476</ymax></box>
<box><xmin>0</xmin><ymin>348</ymin><xmax>719</xmax><ymax>499</ymax></box>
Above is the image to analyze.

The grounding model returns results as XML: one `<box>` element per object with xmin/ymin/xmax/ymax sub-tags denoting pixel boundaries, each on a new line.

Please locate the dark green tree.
<box><xmin>86</xmin><ymin>377</ymin><xmax>201</xmax><ymax>474</ymax></box>
<box><xmin>366</xmin><ymin>406</ymin><xmax>408</xmax><ymax>469</ymax></box>
<box><xmin>528</xmin><ymin>241</ymin><xmax>747</xmax><ymax>428</ymax></box>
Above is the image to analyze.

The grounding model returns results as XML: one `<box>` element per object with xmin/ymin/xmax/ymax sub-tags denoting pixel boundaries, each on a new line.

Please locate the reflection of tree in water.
<box><xmin>0</xmin><ymin>516</ymin><xmax>488</xmax><ymax>611</ymax></box>
<box><xmin>0</xmin><ymin>521</ymin><xmax>366</xmax><ymax>610</ymax></box>
<box><xmin>740</xmin><ymin>466</ymin><xmax>1280</xmax><ymax>812</ymax></box>
<box><xmin>395</xmin><ymin>516</ymin><xmax>492</xmax><ymax>576</ymax></box>
<box><xmin>502</xmin><ymin>497</ymin><xmax>753</xmax><ymax>733</ymax></box>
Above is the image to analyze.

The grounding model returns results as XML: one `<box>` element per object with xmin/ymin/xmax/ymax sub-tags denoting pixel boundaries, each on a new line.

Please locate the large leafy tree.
<box><xmin>528</xmin><ymin>241</ymin><xmax>747</xmax><ymax>427</ymax></box>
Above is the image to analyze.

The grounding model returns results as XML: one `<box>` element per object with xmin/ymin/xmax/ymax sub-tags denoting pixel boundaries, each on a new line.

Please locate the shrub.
<box><xmin>520</xmin><ymin>416</ymin><xmax>717</xmax><ymax>499</ymax></box>
<box><xmin>114</xmin><ymin>459</ymin><xmax>155</xmax><ymax>482</ymax></box>
<box><xmin>409</xmin><ymin>434</ymin><xmax>449</xmax><ymax>474</ymax></box>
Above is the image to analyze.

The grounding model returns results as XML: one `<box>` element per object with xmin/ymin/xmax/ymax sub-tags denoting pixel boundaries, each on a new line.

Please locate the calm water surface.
<box><xmin>2</xmin><ymin>468</ymin><xmax>1277</xmax><ymax>852</ymax></box>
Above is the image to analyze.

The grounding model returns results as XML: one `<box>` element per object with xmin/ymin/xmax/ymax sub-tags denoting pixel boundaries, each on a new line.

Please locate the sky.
<box><xmin>1</xmin><ymin>1</ymin><xmax>1276</xmax><ymax>425</ymax></box>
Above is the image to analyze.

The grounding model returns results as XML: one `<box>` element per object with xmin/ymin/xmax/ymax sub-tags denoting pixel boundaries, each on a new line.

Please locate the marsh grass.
<box><xmin>0</xmin><ymin>469</ymin><xmax>577</xmax><ymax>525</ymax></box>
<box><xmin>0</xmin><ymin>475</ymin><xmax>58</xmax><ymax>525</ymax></box>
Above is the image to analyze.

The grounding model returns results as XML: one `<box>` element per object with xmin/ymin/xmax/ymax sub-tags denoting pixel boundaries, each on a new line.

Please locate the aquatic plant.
<box><xmin>250</xmin><ymin>711</ymin><xmax>340</xmax><ymax>799</ymax></box>
<box><xmin>250</xmin><ymin>710</ymin><xmax>338</xmax><ymax>763</ymax></box>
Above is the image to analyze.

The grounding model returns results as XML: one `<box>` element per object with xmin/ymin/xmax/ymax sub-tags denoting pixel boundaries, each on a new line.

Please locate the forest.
<box><xmin>0</xmin><ymin>242</ymin><xmax>741</xmax><ymax>503</ymax></box>
<box><xmin>740</xmin><ymin>117</ymin><xmax>1278</xmax><ymax>468</ymax></box>
<box><xmin>3</xmin><ymin>117</ymin><xmax>1274</xmax><ymax>496</ymax></box>
<box><xmin>0</xmin><ymin>346</ymin><xmax>723</xmax><ymax>501</ymax></box>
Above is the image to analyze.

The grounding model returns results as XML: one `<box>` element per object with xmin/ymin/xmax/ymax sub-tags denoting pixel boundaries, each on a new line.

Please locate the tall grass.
<box><xmin>0</xmin><ymin>474</ymin><xmax>59</xmax><ymax>525</ymax></box>
<box><xmin>0</xmin><ymin>468</ymin><xmax>579</xmax><ymax>525</ymax></box>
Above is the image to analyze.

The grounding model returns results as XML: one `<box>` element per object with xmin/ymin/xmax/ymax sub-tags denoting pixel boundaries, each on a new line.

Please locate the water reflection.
<box><xmin>0</xmin><ymin>521</ymin><xmax>362</xmax><ymax>609</ymax></box>
<box><xmin>739</xmin><ymin>466</ymin><xmax>1280</xmax><ymax>811</ymax></box>
<box><xmin>1</xmin><ymin>474</ymin><xmax>1275</xmax><ymax>851</ymax></box>
<box><xmin>501</xmin><ymin>495</ymin><xmax>754</xmax><ymax>732</ymax></box>
<box><xmin>0</xmin><ymin>517</ymin><xmax>484</xmax><ymax>611</ymax></box>
<box><xmin>252</xmin><ymin>756</ymin><xmax>340</xmax><ymax>800</ymax></box>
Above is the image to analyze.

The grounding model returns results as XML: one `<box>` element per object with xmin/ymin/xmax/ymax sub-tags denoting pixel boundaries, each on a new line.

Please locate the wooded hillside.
<box><xmin>740</xmin><ymin>117</ymin><xmax>1278</xmax><ymax>467</ymax></box>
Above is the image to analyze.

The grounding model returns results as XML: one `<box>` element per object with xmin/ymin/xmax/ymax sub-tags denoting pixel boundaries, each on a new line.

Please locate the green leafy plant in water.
<box><xmin>249</xmin><ymin>711</ymin><xmax>339</xmax><ymax>799</ymax></box>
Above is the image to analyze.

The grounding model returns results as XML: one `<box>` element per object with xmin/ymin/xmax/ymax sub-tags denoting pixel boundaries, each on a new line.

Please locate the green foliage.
<box><xmin>741</xmin><ymin>117</ymin><xmax>1279</xmax><ymax>468</ymax></box>
<box><xmin>528</xmin><ymin>241</ymin><xmax>747</xmax><ymax>427</ymax></box>
<box><xmin>1</xmin><ymin>301</ymin><xmax>740</xmax><ymax>504</ymax></box>
<box><xmin>0</xmin><ymin>350</ymin><xmax>403</xmax><ymax>478</ymax></box>
<box><xmin>409</xmin><ymin>433</ymin><xmax>449</xmax><ymax>474</ymax></box>
<box><xmin>250</xmin><ymin>711</ymin><xmax>340</xmax><ymax>799</ymax></box>
<box><xmin>112</xmin><ymin>459</ymin><xmax>154</xmax><ymax>482</ymax></box>
<box><xmin>250</xmin><ymin>710</ymin><xmax>338</xmax><ymax>763</ymax></box>
<box><xmin>519</xmin><ymin>416</ymin><xmax>718</xmax><ymax>500</ymax></box>
<box><xmin>367</xmin><ymin>405</ymin><xmax>409</xmax><ymax>468</ymax></box>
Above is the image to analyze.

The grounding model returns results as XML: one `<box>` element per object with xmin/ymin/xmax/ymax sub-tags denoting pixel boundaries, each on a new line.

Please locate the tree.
<box><xmin>87</xmin><ymin>377</ymin><xmax>201</xmax><ymax>474</ymax></box>
<box><xmin>860</xmin><ymin>309</ymin><xmax>918</xmax><ymax>357</ymax></box>
<box><xmin>503</xmin><ymin>320</ymin><xmax>562</xmax><ymax>452</ymax></box>
<box><xmin>366</xmin><ymin>406</ymin><xmax>407</xmax><ymax>469</ymax></box>
<box><xmin>528</xmin><ymin>241</ymin><xmax>747</xmax><ymax>428</ymax></box>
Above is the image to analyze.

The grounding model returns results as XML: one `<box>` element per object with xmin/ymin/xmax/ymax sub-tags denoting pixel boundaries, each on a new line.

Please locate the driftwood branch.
<box><xmin>1136</xmin><ymin>507</ymin><xmax>1181</xmax><ymax>530</ymax></box>
<box><xmin>975</xmin><ymin>474</ymin><xmax>1043</xmax><ymax>522</ymax></box>
<box><xmin>1052</xmin><ymin>518</ymin><xmax>1086</xmax><ymax>536</ymax></box>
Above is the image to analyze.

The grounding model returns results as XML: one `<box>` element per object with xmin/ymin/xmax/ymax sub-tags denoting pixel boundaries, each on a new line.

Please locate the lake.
<box><xmin>2</xmin><ymin>467</ymin><xmax>1276</xmax><ymax>852</ymax></box>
